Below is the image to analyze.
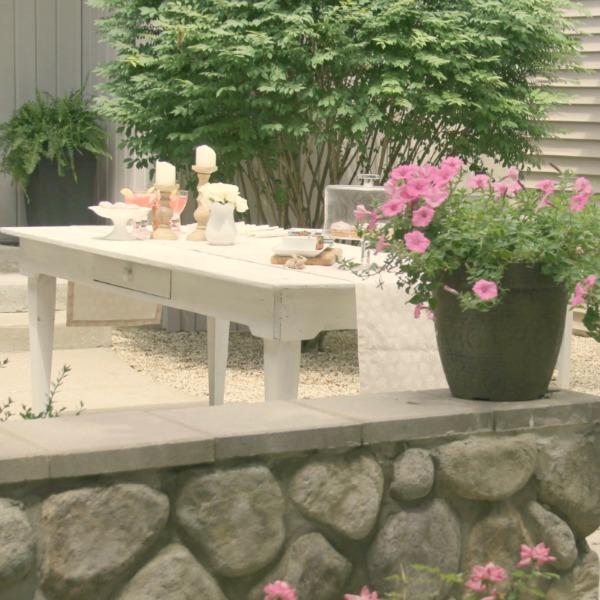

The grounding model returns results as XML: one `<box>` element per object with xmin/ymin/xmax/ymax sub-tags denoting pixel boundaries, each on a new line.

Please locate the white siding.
<box><xmin>528</xmin><ymin>0</ymin><xmax>600</xmax><ymax>187</ymax></box>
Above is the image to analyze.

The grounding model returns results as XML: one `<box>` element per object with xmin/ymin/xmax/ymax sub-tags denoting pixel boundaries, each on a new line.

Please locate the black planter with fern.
<box><xmin>0</xmin><ymin>85</ymin><xmax>109</xmax><ymax>226</ymax></box>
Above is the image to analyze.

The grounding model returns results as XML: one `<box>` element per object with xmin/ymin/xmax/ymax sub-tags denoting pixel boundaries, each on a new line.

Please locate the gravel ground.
<box><xmin>112</xmin><ymin>328</ymin><xmax>600</xmax><ymax>403</ymax></box>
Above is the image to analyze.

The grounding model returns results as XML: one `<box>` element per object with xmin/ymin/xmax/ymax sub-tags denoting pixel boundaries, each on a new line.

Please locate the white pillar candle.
<box><xmin>155</xmin><ymin>161</ymin><xmax>176</xmax><ymax>186</ymax></box>
<box><xmin>195</xmin><ymin>145</ymin><xmax>217</xmax><ymax>168</ymax></box>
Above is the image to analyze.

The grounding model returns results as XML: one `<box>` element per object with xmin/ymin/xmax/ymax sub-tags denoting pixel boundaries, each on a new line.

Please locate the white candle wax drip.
<box><xmin>195</xmin><ymin>145</ymin><xmax>216</xmax><ymax>169</ymax></box>
<box><xmin>155</xmin><ymin>160</ymin><xmax>176</xmax><ymax>186</ymax></box>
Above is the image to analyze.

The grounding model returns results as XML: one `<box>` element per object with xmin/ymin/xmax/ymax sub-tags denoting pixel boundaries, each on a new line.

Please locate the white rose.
<box><xmin>235</xmin><ymin>196</ymin><xmax>249</xmax><ymax>213</ymax></box>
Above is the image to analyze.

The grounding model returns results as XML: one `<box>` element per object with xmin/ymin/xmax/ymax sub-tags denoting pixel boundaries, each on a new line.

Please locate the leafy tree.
<box><xmin>89</xmin><ymin>0</ymin><xmax>583</xmax><ymax>227</ymax></box>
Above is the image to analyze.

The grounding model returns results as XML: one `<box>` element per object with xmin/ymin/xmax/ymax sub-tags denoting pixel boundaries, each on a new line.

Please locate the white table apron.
<box><xmin>1</xmin><ymin>226</ymin><xmax>359</xmax><ymax>409</ymax></box>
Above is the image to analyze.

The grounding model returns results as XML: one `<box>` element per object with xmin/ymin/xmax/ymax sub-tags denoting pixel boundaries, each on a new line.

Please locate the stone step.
<box><xmin>0</xmin><ymin>311</ymin><xmax>112</xmax><ymax>352</ymax></box>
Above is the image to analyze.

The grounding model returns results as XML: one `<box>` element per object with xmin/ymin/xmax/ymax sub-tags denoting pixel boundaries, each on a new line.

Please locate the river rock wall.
<box><xmin>1</xmin><ymin>426</ymin><xmax>600</xmax><ymax>600</ymax></box>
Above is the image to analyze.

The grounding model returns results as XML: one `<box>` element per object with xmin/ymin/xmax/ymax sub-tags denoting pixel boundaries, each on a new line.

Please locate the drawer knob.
<box><xmin>122</xmin><ymin>267</ymin><xmax>133</xmax><ymax>282</ymax></box>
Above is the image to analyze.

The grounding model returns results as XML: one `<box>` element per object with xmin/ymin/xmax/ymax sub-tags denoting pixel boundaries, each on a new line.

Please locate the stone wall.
<box><xmin>1</xmin><ymin>389</ymin><xmax>600</xmax><ymax>600</ymax></box>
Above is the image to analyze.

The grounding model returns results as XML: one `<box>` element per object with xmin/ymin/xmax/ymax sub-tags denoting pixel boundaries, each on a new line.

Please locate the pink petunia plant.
<box><xmin>345</xmin><ymin>157</ymin><xmax>600</xmax><ymax>341</ymax></box>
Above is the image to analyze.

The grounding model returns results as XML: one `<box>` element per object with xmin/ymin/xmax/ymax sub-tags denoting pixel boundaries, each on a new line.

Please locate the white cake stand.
<box><xmin>88</xmin><ymin>205</ymin><xmax>151</xmax><ymax>241</ymax></box>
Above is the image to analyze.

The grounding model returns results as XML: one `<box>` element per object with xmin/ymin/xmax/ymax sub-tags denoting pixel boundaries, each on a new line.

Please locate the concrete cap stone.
<box><xmin>0</xmin><ymin>410</ymin><xmax>215</xmax><ymax>481</ymax></box>
<box><xmin>150</xmin><ymin>401</ymin><xmax>362</xmax><ymax>460</ymax></box>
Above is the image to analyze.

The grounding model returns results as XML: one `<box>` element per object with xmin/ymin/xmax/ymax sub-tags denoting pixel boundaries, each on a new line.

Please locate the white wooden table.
<box><xmin>1</xmin><ymin>226</ymin><xmax>359</xmax><ymax>410</ymax></box>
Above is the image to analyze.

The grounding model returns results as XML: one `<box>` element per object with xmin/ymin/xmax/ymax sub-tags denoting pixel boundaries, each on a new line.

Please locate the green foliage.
<box><xmin>0</xmin><ymin>85</ymin><xmax>109</xmax><ymax>197</ymax></box>
<box><xmin>89</xmin><ymin>0</ymin><xmax>583</xmax><ymax>227</ymax></box>
<box><xmin>0</xmin><ymin>362</ymin><xmax>84</xmax><ymax>421</ymax></box>
<box><xmin>345</xmin><ymin>161</ymin><xmax>600</xmax><ymax>339</ymax></box>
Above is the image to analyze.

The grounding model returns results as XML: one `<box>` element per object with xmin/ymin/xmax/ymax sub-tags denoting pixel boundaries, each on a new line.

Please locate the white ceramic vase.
<box><xmin>205</xmin><ymin>201</ymin><xmax>237</xmax><ymax>245</ymax></box>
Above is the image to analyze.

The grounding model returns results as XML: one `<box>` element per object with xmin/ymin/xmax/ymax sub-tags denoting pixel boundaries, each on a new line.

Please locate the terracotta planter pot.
<box><xmin>433</xmin><ymin>263</ymin><xmax>567</xmax><ymax>401</ymax></box>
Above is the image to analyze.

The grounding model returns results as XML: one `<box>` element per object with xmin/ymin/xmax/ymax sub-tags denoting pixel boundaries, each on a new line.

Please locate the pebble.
<box><xmin>111</xmin><ymin>329</ymin><xmax>599</xmax><ymax>403</ymax></box>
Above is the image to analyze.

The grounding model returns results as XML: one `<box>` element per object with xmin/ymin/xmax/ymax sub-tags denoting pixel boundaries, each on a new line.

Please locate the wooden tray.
<box><xmin>271</xmin><ymin>247</ymin><xmax>342</xmax><ymax>266</ymax></box>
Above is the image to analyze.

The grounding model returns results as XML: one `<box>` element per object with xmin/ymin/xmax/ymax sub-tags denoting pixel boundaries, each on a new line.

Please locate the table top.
<box><xmin>1</xmin><ymin>225</ymin><xmax>362</xmax><ymax>292</ymax></box>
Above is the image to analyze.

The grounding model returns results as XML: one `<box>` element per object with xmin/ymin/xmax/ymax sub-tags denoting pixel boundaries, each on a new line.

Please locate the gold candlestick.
<box><xmin>151</xmin><ymin>183</ymin><xmax>179</xmax><ymax>240</ymax></box>
<box><xmin>187</xmin><ymin>165</ymin><xmax>218</xmax><ymax>241</ymax></box>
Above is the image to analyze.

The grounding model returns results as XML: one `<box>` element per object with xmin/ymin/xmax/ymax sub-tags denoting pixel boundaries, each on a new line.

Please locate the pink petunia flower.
<box><xmin>441</xmin><ymin>156</ymin><xmax>464</xmax><ymax>171</ymax></box>
<box><xmin>575</xmin><ymin>176</ymin><xmax>593</xmax><ymax>196</ymax></box>
<box><xmin>412</xmin><ymin>205</ymin><xmax>435</xmax><ymax>227</ymax></box>
<box><xmin>570</xmin><ymin>193</ymin><xmax>588</xmax><ymax>212</ymax></box>
<box><xmin>517</xmin><ymin>543</ymin><xmax>556</xmax><ymax>568</ymax></box>
<box><xmin>571</xmin><ymin>281</ymin><xmax>588</xmax><ymax>307</ymax></box>
<box><xmin>535</xmin><ymin>193</ymin><xmax>556</xmax><ymax>212</ymax></box>
<box><xmin>468</xmin><ymin>174</ymin><xmax>491</xmax><ymax>189</ymax></box>
<box><xmin>585</xmin><ymin>275</ymin><xmax>597</xmax><ymax>288</ymax></box>
<box><xmin>423</xmin><ymin>186</ymin><xmax>449</xmax><ymax>207</ymax></box>
<box><xmin>431</xmin><ymin>163</ymin><xmax>458</xmax><ymax>186</ymax></box>
<box><xmin>368</xmin><ymin>209</ymin><xmax>379</xmax><ymax>231</ymax></box>
<box><xmin>472</xmin><ymin>279</ymin><xmax>498</xmax><ymax>300</ymax></box>
<box><xmin>374</xmin><ymin>233</ymin><xmax>390</xmax><ymax>254</ymax></box>
<box><xmin>390</xmin><ymin>164</ymin><xmax>418</xmax><ymax>180</ymax></box>
<box><xmin>506</xmin><ymin>165</ymin><xmax>520</xmax><ymax>181</ymax></box>
<box><xmin>493</xmin><ymin>181</ymin><xmax>519</xmax><ymax>199</ymax></box>
<box><xmin>264</xmin><ymin>580</ymin><xmax>298</xmax><ymax>600</ymax></box>
<box><xmin>405</xmin><ymin>177</ymin><xmax>432</xmax><ymax>199</ymax></box>
<box><xmin>354</xmin><ymin>204</ymin><xmax>370</xmax><ymax>222</ymax></box>
<box><xmin>381</xmin><ymin>198</ymin><xmax>406</xmax><ymax>217</ymax></box>
<box><xmin>344</xmin><ymin>586</ymin><xmax>379</xmax><ymax>600</ymax></box>
<box><xmin>534</xmin><ymin>179</ymin><xmax>556</xmax><ymax>194</ymax></box>
<box><xmin>404</xmin><ymin>230</ymin><xmax>430</xmax><ymax>253</ymax></box>
<box><xmin>414</xmin><ymin>303</ymin><xmax>424</xmax><ymax>319</ymax></box>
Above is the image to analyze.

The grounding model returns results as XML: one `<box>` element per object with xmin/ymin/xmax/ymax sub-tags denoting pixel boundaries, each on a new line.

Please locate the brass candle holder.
<box><xmin>151</xmin><ymin>183</ymin><xmax>179</xmax><ymax>241</ymax></box>
<box><xmin>187</xmin><ymin>165</ymin><xmax>218</xmax><ymax>241</ymax></box>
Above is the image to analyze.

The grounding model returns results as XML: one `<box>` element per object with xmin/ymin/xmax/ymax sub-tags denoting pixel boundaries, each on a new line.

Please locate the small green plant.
<box><xmin>0</xmin><ymin>360</ymin><xmax>84</xmax><ymax>422</ymax></box>
<box><xmin>0</xmin><ymin>84</ymin><xmax>109</xmax><ymax>197</ymax></box>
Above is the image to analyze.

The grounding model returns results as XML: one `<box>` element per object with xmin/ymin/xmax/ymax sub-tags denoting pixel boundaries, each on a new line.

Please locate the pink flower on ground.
<box><xmin>506</xmin><ymin>165</ymin><xmax>520</xmax><ymax>181</ymax></box>
<box><xmin>472</xmin><ymin>279</ymin><xmax>498</xmax><ymax>300</ymax></box>
<box><xmin>570</xmin><ymin>193</ymin><xmax>588</xmax><ymax>212</ymax></box>
<box><xmin>264</xmin><ymin>580</ymin><xmax>298</xmax><ymax>600</ymax></box>
<box><xmin>404</xmin><ymin>230</ymin><xmax>430</xmax><ymax>253</ymax></box>
<box><xmin>585</xmin><ymin>275</ymin><xmax>597</xmax><ymax>288</ymax></box>
<box><xmin>571</xmin><ymin>281</ymin><xmax>587</xmax><ymax>307</ymax></box>
<box><xmin>354</xmin><ymin>204</ymin><xmax>370</xmax><ymax>222</ymax></box>
<box><xmin>467</xmin><ymin>174</ymin><xmax>491</xmax><ymax>189</ymax></box>
<box><xmin>535</xmin><ymin>179</ymin><xmax>556</xmax><ymax>194</ymax></box>
<box><xmin>412</xmin><ymin>205</ymin><xmax>435</xmax><ymax>227</ymax></box>
<box><xmin>517</xmin><ymin>543</ymin><xmax>556</xmax><ymax>568</ymax></box>
<box><xmin>344</xmin><ymin>586</ymin><xmax>379</xmax><ymax>600</ymax></box>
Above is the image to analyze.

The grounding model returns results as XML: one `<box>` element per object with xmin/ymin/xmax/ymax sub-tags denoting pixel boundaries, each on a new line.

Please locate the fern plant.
<box><xmin>0</xmin><ymin>85</ymin><xmax>109</xmax><ymax>197</ymax></box>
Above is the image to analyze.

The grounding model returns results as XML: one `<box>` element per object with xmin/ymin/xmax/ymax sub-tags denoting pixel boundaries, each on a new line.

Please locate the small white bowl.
<box><xmin>281</xmin><ymin>235</ymin><xmax>320</xmax><ymax>252</ymax></box>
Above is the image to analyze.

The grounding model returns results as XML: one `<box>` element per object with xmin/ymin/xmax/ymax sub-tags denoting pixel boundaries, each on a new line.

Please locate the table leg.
<box><xmin>263</xmin><ymin>339</ymin><xmax>301</xmax><ymax>401</ymax></box>
<box><xmin>28</xmin><ymin>274</ymin><xmax>57</xmax><ymax>412</ymax></box>
<box><xmin>556</xmin><ymin>308</ymin><xmax>573</xmax><ymax>389</ymax></box>
<box><xmin>207</xmin><ymin>317</ymin><xmax>230</xmax><ymax>405</ymax></box>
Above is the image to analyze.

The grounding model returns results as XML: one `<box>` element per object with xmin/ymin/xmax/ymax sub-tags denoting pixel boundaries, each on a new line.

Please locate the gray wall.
<box><xmin>0</xmin><ymin>0</ymin><xmax>149</xmax><ymax>243</ymax></box>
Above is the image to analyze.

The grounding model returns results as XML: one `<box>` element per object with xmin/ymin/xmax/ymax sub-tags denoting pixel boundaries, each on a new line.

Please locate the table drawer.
<box><xmin>92</xmin><ymin>257</ymin><xmax>172</xmax><ymax>298</ymax></box>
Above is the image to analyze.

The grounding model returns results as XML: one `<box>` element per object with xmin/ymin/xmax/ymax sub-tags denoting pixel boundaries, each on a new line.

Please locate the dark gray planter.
<box><xmin>25</xmin><ymin>151</ymin><xmax>99</xmax><ymax>226</ymax></box>
<box><xmin>433</xmin><ymin>263</ymin><xmax>567</xmax><ymax>402</ymax></box>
